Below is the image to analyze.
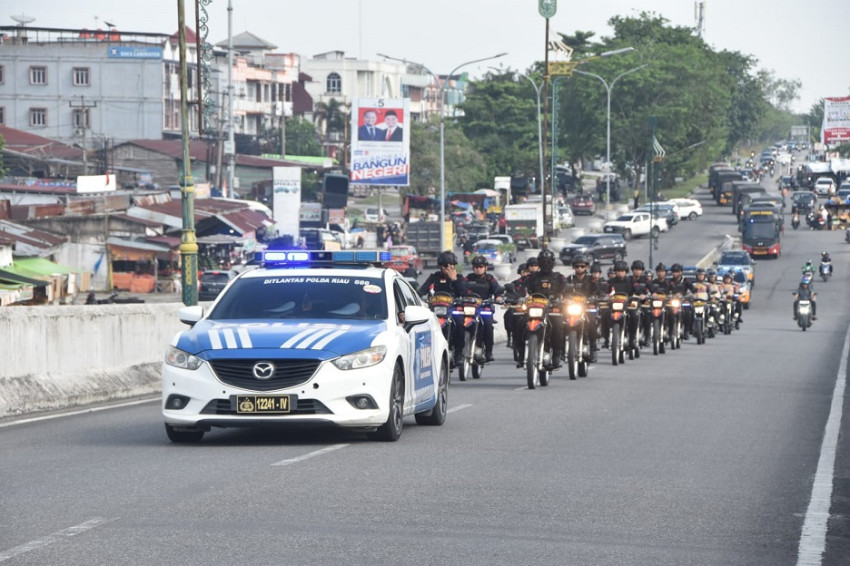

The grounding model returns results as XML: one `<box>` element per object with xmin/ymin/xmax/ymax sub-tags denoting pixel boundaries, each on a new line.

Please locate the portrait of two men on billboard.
<box><xmin>357</xmin><ymin>107</ymin><xmax>404</xmax><ymax>142</ymax></box>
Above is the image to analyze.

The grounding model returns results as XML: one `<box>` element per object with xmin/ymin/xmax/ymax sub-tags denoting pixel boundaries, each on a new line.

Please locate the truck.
<box><xmin>405</xmin><ymin>221</ymin><xmax>453</xmax><ymax>269</ymax></box>
<box><xmin>504</xmin><ymin>202</ymin><xmax>544</xmax><ymax>241</ymax></box>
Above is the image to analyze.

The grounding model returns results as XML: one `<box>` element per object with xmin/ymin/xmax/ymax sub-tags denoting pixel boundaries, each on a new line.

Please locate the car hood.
<box><xmin>560</xmin><ymin>243</ymin><xmax>588</xmax><ymax>253</ymax></box>
<box><xmin>175</xmin><ymin>319</ymin><xmax>387</xmax><ymax>360</ymax></box>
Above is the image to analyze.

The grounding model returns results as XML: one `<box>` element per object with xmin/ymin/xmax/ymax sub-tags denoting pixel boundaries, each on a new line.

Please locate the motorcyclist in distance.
<box><xmin>503</xmin><ymin>263</ymin><xmax>529</xmax><ymax>350</ymax></box>
<box><xmin>464</xmin><ymin>255</ymin><xmax>504</xmax><ymax>362</ymax></box>
<box><xmin>668</xmin><ymin>263</ymin><xmax>696</xmax><ymax>339</ymax></box>
<box><xmin>820</xmin><ymin>251</ymin><xmax>833</xmax><ymax>275</ymax></box>
<box><xmin>793</xmin><ymin>276</ymin><xmax>817</xmax><ymax>320</ymax></box>
<box><xmin>418</xmin><ymin>250</ymin><xmax>468</xmax><ymax>367</ymax></box>
<box><xmin>629</xmin><ymin>260</ymin><xmax>653</xmax><ymax>345</ymax></box>
<box><xmin>802</xmin><ymin>259</ymin><xmax>815</xmax><ymax>277</ymax></box>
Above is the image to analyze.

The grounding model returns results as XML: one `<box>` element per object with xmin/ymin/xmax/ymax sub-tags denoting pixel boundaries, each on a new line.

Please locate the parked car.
<box><xmin>559</xmin><ymin>234</ymin><xmax>627</xmax><ymax>266</ymax></box>
<box><xmin>668</xmin><ymin>198</ymin><xmax>703</xmax><ymax>220</ymax></box>
<box><xmin>364</xmin><ymin>207</ymin><xmax>388</xmax><ymax>223</ymax></box>
<box><xmin>513</xmin><ymin>234</ymin><xmax>540</xmax><ymax>252</ymax></box>
<box><xmin>300</xmin><ymin>228</ymin><xmax>345</xmax><ymax>250</ymax></box>
<box><xmin>467</xmin><ymin>238</ymin><xmax>513</xmax><ymax>264</ymax></box>
<box><xmin>384</xmin><ymin>245</ymin><xmax>423</xmax><ymax>275</ymax></box>
<box><xmin>570</xmin><ymin>194</ymin><xmax>596</xmax><ymax>215</ymax></box>
<box><xmin>198</xmin><ymin>270</ymin><xmax>237</xmax><ymax>301</ymax></box>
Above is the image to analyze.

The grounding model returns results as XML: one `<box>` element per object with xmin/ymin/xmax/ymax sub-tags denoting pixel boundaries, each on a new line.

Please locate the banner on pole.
<box><xmin>350</xmin><ymin>98</ymin><xmax>410</xmax><ymax>186</ymax></box>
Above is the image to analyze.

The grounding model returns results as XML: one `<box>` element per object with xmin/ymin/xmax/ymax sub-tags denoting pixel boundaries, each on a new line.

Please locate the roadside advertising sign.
<box><xmin>821</xmin><ymin>97</ymin><xmax>850</xmax><ymax>145</ymax></box>
<box><xmin>273</xmin><ymin>166</ymin><xmax>302</xmax><ymax>238</ymax></box>
<box><xmin>350</xmin><ymin>98</ymin><xmax>410</xmax><ymax>186</ymax></box>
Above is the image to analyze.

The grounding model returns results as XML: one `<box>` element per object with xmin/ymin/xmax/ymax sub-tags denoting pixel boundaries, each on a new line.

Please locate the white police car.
<box><xmin>162</xmin><ymin>250</ymin><xmax>449</xmax><ymax>442</ymax></box>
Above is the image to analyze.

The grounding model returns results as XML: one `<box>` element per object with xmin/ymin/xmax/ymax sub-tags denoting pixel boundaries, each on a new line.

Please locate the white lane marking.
<box><xmin>0</xmin><ymin>517</ymin><xmax>113</xmax><ymax>562</ymax></box>
<box><xmin>447</xmin><ymin>403</ymin><xmax>472</xmax><ymax>414</ymax></box>
<box><xmin>796</xmin><ymin>324</ymin><xmax>850</xmax><ymax>566</ymax></box>
<box><xmin>0</xmin><ymin>398</ymin><xmax>157</xmax><ymax>429</ymax></box>
<box><xmin>271</xmin><ymin>443</ymin><xmax>350</xmax><ymax>467</ymax></box>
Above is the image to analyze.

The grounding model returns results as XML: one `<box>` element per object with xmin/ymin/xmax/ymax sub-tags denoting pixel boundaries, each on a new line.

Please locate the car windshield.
<box><xmin>616</xmin><ymin>215</ymin><xmax>635</xmax><ymax>221</ymax></box>
<box><xmin>389</xmin><ymin>248</ymin><xmax>411</xmax><ymax>258</ymax></box>
<box><xmin>475</xmin><ymin>243</ymin><xmax>498</xmax><ymax>252</ymax></box>
<box><xmin>743</xmin><ymin>222</ymin><xmax>778</xmax><ymax>240</ymax></box>
<box><xmin>720</xmin><ymin>254</ymin><xmax>749</xmax><ymax>265</ymax></box>
<box><xmin>573</xmin><ymin>236</ymin><xmax>598</xmax><ymax>245</ymax></box>
<box><xmin>201</xmin><ymin>273</ymin><xmax>231</xmax><ymax>284</ymax></box>
<box><xmin>208</xmin><ymin>275</ymin><xmax>388</xmax><ymax>320</ymax></box>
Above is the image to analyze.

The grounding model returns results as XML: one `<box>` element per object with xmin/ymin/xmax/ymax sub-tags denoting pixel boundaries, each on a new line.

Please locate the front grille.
<box><xmin>209</xmin><ymin>359</ymin><xmax>322</xmax><ymax>391</ymax></box>
<box><xmin>200</xmin><ymin>398</ymin><xmax>332</xmax><ymax>415</ymax></box>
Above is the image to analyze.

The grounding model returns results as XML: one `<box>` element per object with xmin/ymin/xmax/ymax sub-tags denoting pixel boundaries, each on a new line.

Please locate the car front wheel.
<box><xmin>370</xmin><ymin>365</ymin><xmax>404</xmax><ymax>441</ymax></box>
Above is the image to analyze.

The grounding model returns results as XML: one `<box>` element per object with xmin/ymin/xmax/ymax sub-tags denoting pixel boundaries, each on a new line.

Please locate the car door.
<box><xmin>394</xmin><ymin>278</ymin><xmax>437</xmax><ymax>411</ymax></box>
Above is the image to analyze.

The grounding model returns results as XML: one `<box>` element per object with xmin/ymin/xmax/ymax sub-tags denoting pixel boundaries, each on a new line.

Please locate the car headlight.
<box><xmin>165</xmin><ymin>346</ymin><xmax>203</xmax><ymax>370</ymax></box>
<box><xmin>332</xmin><ymin>345</ymin><xmax>387</xmax><ymax>371</ymax></box>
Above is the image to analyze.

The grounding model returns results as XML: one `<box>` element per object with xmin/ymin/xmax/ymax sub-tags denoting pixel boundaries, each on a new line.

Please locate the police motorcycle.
<box><xmin>457</xmin><ymin>293</ymin><xmax>493</xmax><ymax>381</ymax></box>
<box><xmin>625</xmin><ymin>294</ymin><xmax>643</xmax><ymax>360</ymax></box>
<box><xmin>523</xmin><ymin>293</ymin><xmax>561</xmax><ymax>389</ymax></box>
<box><xmin>689</xmin><ymin>288</ymin><xmax>710</xmax><ymax>345</ymax></box>
<box><xmin>664</xmin><ymin>294</ymin><xmax>684</xmax><ymax>349</ymax></box>
<box><xmin>648</xmin><ymin>291</ymin><xmax>667</xmax><ymax>355</ymax></box>
<box><xmin>502</xmin><ymin>283</ymin><xmax>527</xmax><ymax>362</ymax></box>
<box><xmin>428</xmin><ymin>292</ymin><xmax>460</xmax><ymax>366</ymax></box>
<box><xmin>792</xmin><ymin>212</ymin><xmax>801</xmax><ymax>230</ymax></box>
<box><xmin>563</xmin><ymin>288</ymin><xmax>591</xmax><ymax>380</ymax></box>
<box><xmin>608</xmin><ymin>293</ymin><xmax>629</xmax><ymax>366</ymax></box>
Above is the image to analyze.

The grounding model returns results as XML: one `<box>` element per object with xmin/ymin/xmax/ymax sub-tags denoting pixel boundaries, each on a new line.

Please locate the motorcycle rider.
<box><xmin>565</xmin><ymin>254</ymin><xmax>599</xmax><ymax>363</ymax></box>
<box><xmin>650</xmin><ymin>263</ymin><xmax>671</xmax><ymax>294</ymax></box>
<box><xmin>418</xmin><ymin>250</ymin><xmax>468</xmax><ymax>367</ymax></box>
<box><xmin>504</xmin><ymin>263</ymin><xmax>529</xmax><ymax>349</ymax></box>
<box><xmin>629</xmin><ymin>260</ymin><xmax>653</xmax><ymax>346</ymax></box>
<box><xmin>464</xmin><ymin>255</ymin><xmax>505</xmax><ymax>362</ymax></box>
<box><xmin>523</xmin><ymin>248</ymin><xmax>568</xmax><ymax>369</ymax></box>
<box><xmin>802</xmin><ymin>259</ymin><xmax>815</xmax><ymax>278</ymax></box>
<box><xmin>820</xmin><ymin>251</ymin><xmax>833</xmax><ymax>275</ymax></box>
<box><xmin>668</xmin><ymin>263</ymin><xmax>695</xmax><ymax>340</ymax></box>
<box><xmin>793</xmin><ymin>276</ymin><xmax>817</xmax><ymax>320</ymax></box>
<box><xmin>607</xmin><ymin>260</ymin><xmax>640</xmax><ymax>351</ymax></box>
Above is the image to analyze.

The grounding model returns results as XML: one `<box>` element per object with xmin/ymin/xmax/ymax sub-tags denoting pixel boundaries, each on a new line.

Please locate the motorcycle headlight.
<box><xmin>433</xmin><ymin>306</ymin><xmax>448</xmax><ymax>316</ymax></box>
<box><xmin>165</xmin><ymin>346</ymin><xmax>203</xmax><ymax>370</ymax></box>
<box><xmin>332</xmin><ymin>345</ymin><xmax>387</xmax><ymax>371</ymax></box>
<box><xmin>652</xmin><ymin>300</ymin><xmax>664</xmax><ymax>308</ymax></box>
<box><xmin>463</xmin><ymin>306</ymin><xmax>477</xmax><ymax>316</ymax></box>
<box><xmin>566</xmin><ymin>303</ymin><xmax>583</xmax><ymax>316</ymax></box>
<box><xmin>670</xmin><ymin>299</ymin><xmax>681</xmax><ymax>308</ymax></box>
<box><xmin>612</xmin><ymin>302</ymin><xmax>624</xmax><ymax>311</ymax></box>
<box><xmin>528</xmin><ymin>307</ymin><xmax>544</xmax><ymax>318</ymax></box>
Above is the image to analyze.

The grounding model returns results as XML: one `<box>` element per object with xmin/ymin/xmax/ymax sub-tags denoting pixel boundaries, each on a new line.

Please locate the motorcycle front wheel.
<box><xmin>611</xmin><ymin>322</ymin><xmax>621</xmax><ymax>366</ymax></box>
<box><xmin>459</xmin><ymin>340</ymin><xmax>472</xmax><ymax>382</ymax></box>
<box><xmin>526</xmin><ymin>334</ymin><xmax>539</xmax><ymax>389</ymax></box>
<box><xmin>652</xmin><ymin>319</ymin><xmax>661</xmax><ymax>355</ymax></box>
<box><xmin>567</xmin><ymin>330</ymin><xmax>579</xmax><ymax>380</ymax></box>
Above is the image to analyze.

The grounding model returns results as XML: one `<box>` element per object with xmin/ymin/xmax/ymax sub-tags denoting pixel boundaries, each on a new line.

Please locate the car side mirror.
<box><xmin>403</xmin><ymin>304</ymin><xmax>432</xmax><ymax>331</ymax></box>
<box><xmin>178</xmin><ymin>305</ymin><xmax>204</xmax><ymax>326</ymax></box>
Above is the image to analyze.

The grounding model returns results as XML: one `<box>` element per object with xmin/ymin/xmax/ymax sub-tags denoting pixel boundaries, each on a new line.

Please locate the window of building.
<box><xmin>0</xmin><ymin>107</ymin><xmax>5</xmax><ymax>125</ymax></box>
<box><xmin>73</xmin><ymin>67</ymin><xmax>90</xmax><ymax>87</ymax></box>
<box><xmin>73</xmin><ymin>108</ymin><xmax>90</xmax><ymax>129</ymax></box>
<box><xmin>30</xmin><ymin>107</ymin><xmax>47</xmax><ymax>127</ymax></box>
<box><xmin>30</xmin><ymin>66</ymin><xmax>47</xmax><ymax>85</ymax></box>
<box><xmin>326</xmin><ymin>72</ymin><xmax>341</xmax><ymax>93</ymax></box>
<box><xmin>0</xmin><ymin>65</ymin><xmax>4</xmax><ymax>85</ymax></box>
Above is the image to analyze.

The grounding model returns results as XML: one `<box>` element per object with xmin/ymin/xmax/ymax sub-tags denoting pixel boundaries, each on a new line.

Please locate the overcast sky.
<box><xmin>4</xmin><ymin>0</ymin><xmax>849</xmax><ymax>114</ymax></box>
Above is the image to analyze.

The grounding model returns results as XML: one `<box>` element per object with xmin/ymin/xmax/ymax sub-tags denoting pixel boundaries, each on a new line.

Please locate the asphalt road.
<box><xmin>1</xmin><ymin>182</ymin><xmax>848</xmax><ymax>565</ymax></box>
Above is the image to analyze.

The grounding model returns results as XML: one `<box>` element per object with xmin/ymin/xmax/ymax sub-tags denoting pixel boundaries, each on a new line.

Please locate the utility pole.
<box><xmin>70</xmin><ymin>96</ymin><xmax>97</xmax><ymax>174</ymax></box>
<box><xmin>226</xmin><ymin>0</ymin><xmax>235</xmax><ymax>198</ymax></box>
<box><xmin>177</xmin><ymin>0</ymin><xmax>198</xmax><ymax>305</ymax></box>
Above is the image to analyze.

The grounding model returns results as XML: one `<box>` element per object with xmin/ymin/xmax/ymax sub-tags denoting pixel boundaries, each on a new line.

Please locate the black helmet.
<box><xmin>590</xmin><ymin>264</ymin><xmax>602</xmax><ymax>274</ymax></box>
<box><xmin>471</xmin><ymin>255</ymin><xmax>488</xmax><ymax>268</ymax></box>
<box><xmin>517</xmin><ymin>263</ymin><xmax>527</xmax><ymax>274</ymax></box>
<box><xmin>722</xmin><ymin>271</ymin><xmax>733</xmax><ymax>280</ymax></box>
<box><xmin>655</xmin><ymin>263</ymin><xmax>667</xmax><ymax>271</ymax></box>
<box><xmin>631</xmin><ymin>260</ymin><xmax>645</xmax><ymax>270</ymax></box>
<box><xmin>571</xmin><ymin>254</ymin><xmax>588</xmax><ymax>267</ymax></box>
<box><xmin>437</xmin><ymin>251</ymin><xmax>458</xmax><ymax>267</ymax></box>
<box><xmin>706</xmin><ymin>269</ymin><xmax>716</xmax><ymax>277</ymax></box>
<box><xmin>696</xmin><ymin>267</ymin><xmax>706</xmax><ymax>275</ymax></box>
<box><xmin>671</xmin><ymin>263</ymin><xmax>683</xmax><ymax>272</ymax></box>
<box><xmin>526</xmin><ymin>256</ymin><xmax>539</xmax><ymax>267</ymax></box>
<box><xmin>614</xmin><ymin>260</ymin><xmax>629</xmax><ymax>271</ymax></box>
<box><xmin>538</xmin><ymin>249</ymin><xmax>556</xmax><ymax>271</ymax></box>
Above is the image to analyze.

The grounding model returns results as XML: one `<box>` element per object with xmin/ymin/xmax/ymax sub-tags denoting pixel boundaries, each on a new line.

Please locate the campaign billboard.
<box><xmin>273</xmin><ymin>167</ymin><xmax>302</xmax><ymax>238</ymax></box>
<box><xmin>821</xmin><ymin>96</ymin><xmax>850</xmax><ymax>145</ymax></box>
<box><xmin>350</xmin><ymin>98</ymin><xmax>410</xmax><ymax>186</ymax></box>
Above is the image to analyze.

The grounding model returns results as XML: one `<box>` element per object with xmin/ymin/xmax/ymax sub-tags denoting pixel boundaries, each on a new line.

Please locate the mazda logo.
<box><xmin>252</xmin><ymin>362</ymin><xmax>275</xmax><ymax>380</ymax></box>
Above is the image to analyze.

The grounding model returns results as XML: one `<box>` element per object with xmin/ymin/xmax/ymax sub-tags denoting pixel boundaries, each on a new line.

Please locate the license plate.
<box><xmin>235</xmin><ymin>395</ymin><xmax>292</xmax><ymax>414</ymax></box>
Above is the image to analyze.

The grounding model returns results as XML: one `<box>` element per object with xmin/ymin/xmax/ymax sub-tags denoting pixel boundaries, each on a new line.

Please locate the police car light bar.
<box><xmin>257</xmin><ymin>250</ymin><xmax>391</xmax><ymax>266</ymax></box>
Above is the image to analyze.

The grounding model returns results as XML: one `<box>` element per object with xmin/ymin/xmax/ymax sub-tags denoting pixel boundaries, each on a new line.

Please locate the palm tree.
<box><xmin>313</xmin><ymin>98</ymin><xmax>350</xmax><ymax>138</ymax></box>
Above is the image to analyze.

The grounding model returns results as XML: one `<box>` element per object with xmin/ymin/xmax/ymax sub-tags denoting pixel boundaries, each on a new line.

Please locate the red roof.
<box><xmin>169</xmin><ymin>26</ymin><xmax>197</xmax><ymax>45</ymax></box>
<box><xmin>0</xmin><ymin>125</ymin><xmax>85</xmax><ymax>161</ymax></box>
<box><xmin>119</xmin><ymin>139</ymin><xmax>309</xmax><ymax>168</ymax></box>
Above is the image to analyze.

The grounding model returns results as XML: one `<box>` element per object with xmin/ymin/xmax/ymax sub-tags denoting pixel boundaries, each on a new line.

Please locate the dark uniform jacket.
<box><xmin>418</xmin><ymin>271</ymin><xmax>468</xmax><ymax>297</ymax></box>
<box><xmin>526</xmin><ymin>270</ymin><xmax>568</xmax><ymax>299</ymax></box>
<box><xmin>465</xmin><ymin>272</ymin><xmax>504</xmax><ymax>299</ymax></box>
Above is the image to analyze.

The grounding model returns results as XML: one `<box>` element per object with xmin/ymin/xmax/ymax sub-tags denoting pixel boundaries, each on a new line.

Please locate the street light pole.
<box><xmin>378</xmin><ymin>53</ymin><xmax>507</xmax><ymax>252</ymax></box>
<box><xmin>517</xmin><ymin>73</ymin><xmax>544</xmax><ymax>209</ymax></box>
<box><xmin>574</xmin><ymin>63</ymin><xmax>647</xmax><ymax>218</ymax></box>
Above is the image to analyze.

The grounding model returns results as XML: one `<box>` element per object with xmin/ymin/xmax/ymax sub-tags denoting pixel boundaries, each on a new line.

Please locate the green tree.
<box><xmin>408</xmin><ymin>120</ymin><xmax>487</xmax><ymax>195</ymax></box>
<box><xmin>313</xmin><ymin>98</ymin><xmax>349</xmax><ymax>135</ymax></box>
